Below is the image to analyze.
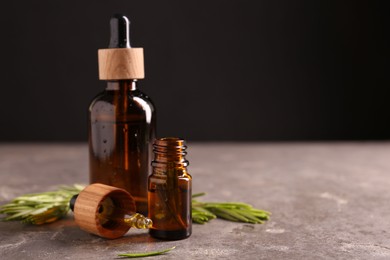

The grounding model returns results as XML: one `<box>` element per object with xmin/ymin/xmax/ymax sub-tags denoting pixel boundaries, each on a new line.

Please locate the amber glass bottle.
<box><xmin>148</xmin><ymin>138</ymin><xmax>192</xmax><ymax>240</ymax></box>
<box><xmin>89</xmin><ymin>14</ymin><xmax>155</xmax><ymax>215</ymax></box>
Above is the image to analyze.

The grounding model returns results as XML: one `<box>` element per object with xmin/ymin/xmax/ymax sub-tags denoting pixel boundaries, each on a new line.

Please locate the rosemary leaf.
<box><xmin>208</xmin><ymin>208</ymin><xmax>238</xmax><ymax>222</ymax></box>
<box><xmin>0</xmin><ymin>184</ymin><xmax>83</xmax><ymax>225</ymax></box>
<box><xmin>118</xmin><ymin>246</ymin><xmax>176</xmax><ymax>258</ymax></box>
<box><xmin>191</xmin><ymin>192</ymin><xmax>206</xmax><ymax>198</ymax></box>
<box><xmin>192</xmin><ymin>206</ymin><xmax>216</xmax><ymax>224</ymax></box>
<box><xmin>1</xmin><ymin>186</ymin><xmax>271</xmax><ymax>227</ymax></box>
<box><xmin>235</xmin><ymin>209</ymin><xmax>264</xmax><ymax>223</ymax></box>
<box><xmin>192</xmin><ymin>194</ymin><xmax>271</xmax><ymax>224</ymax></box>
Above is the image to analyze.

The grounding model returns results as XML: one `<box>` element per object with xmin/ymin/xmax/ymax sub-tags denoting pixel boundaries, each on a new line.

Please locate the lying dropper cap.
<box><xmin>69</xmin><ymin>183</ymin><xmax>152</xmax><ymax>239</ymax></box>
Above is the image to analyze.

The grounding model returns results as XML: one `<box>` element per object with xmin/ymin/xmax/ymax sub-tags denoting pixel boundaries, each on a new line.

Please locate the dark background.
<box><xmin>0</xmin><ymin>0</ymin><xmax>388</xmax><ymax>142</ymax></box>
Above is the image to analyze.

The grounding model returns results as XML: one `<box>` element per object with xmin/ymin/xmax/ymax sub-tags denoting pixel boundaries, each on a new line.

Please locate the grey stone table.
<box><xmin>0</xmin><ymin>143</ymin><xmax>390</xmax><ymax>259</ymax></box>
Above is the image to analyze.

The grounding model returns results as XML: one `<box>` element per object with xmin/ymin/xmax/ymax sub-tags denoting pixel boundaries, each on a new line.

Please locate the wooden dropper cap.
<box><xmin>71</xmin><ymin>183</ymin><xmax>136</xmax><ymax>239</ymax></box>
<box><xmin>98</xmin><ymin>14</ymin><xmax>144</xmax><ymax>80</ymax></box>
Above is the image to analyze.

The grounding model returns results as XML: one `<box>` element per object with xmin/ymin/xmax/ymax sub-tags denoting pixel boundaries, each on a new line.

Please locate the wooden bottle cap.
<box><xmin>98</xmin><ymin>48</ymin><xmax>144</xmax><ymax>80</ymax></box>
<box><xmin>73</xmin><ymin>183</ymin><xmax>136</xmax><ymax>239</ymax></box>
<box><xmin>98</xmin><ymin>15</ymin><xmax>145</xmax><ymax>80</ymax></box>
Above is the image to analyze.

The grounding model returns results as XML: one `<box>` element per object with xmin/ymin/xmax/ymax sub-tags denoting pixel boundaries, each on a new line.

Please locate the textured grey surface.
<box><xmin>1</xmin><ymin>143</ymin><xmax>390</xmax><ymax>259</ymax></box>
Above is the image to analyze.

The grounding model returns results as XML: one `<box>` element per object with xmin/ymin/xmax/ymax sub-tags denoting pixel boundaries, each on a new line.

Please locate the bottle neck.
<box><xmin>152</xmin><ymin>138</ymin><xmax>189</xmax><ymax>174</ymax></box>
<box><xmin>106</xmin><ymin>79</ymin><xmax>138</xmax><ymax>91</ymax></box>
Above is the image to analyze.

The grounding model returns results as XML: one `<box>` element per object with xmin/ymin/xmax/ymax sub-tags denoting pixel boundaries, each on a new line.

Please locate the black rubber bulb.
<box><xmin>109</xmin><ymin>14</ymin><xmax>131</xmax><ymax>48</ymax></box>
<box><xmin>69</xmin><ymin>194</ymin><xmax>78</xmax><ymax>211</ymax></box>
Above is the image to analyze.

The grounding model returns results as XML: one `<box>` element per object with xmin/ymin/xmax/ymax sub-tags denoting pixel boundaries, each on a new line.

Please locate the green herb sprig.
<box><xmin>0</xmin><ymin>186</ymin><xmax>270</xmax><ymax>225</ymax></box>
<box><xmin>118</xmin><ymin>246</ymin><xmax>175</xmax><ymax>258</ymax></box>
<box><xmin>0</xmin><ymin>184</ymin><xmax>84</xmax><ymax>224</ymax></box>
<box><xmin>192</xmin><ymin>192</ymin><xmax>271</xmax><ymax>224</ymax></box>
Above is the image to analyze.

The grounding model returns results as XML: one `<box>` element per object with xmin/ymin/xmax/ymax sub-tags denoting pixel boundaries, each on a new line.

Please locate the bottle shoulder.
<box><xmin>132</xmin><ymin>89</ymin><xmax>156</xmax><ymax>109</ymax></box>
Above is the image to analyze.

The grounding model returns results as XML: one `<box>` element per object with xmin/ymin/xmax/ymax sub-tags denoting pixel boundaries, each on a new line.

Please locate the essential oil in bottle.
<box><xmin>89</xmin><ymin>14</ymin><xmax>156</xmax><ymax>215</ymax></box>
<box><xmin>148</xmin><ymin>138</ymin><xmax>192</xmax><ymax>240</ymax></box>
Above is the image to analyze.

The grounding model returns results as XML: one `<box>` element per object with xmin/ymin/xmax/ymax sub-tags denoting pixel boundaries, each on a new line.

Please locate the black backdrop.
<box><xmin>0</xmin><ymin>1</ymin><xmax>388</xmax><ymax>141</ymax></box>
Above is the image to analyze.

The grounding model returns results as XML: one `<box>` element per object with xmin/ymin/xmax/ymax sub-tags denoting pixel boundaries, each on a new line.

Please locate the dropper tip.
<box><xmin>124</xmin><ymin>213</ymin><xmax>153</xmax><ymax>229</ymax></box>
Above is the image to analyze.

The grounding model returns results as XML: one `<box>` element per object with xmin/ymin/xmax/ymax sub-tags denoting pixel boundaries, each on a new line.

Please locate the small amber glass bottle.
<box><xmin>148</xmin><ymin>138</ymin><xmax>192</xmax><ymax>240</ymax></box>
<box><xmin>89</xmin><ymin>14</ymin><xmax>155</xmax><ymax>215</ymax></box>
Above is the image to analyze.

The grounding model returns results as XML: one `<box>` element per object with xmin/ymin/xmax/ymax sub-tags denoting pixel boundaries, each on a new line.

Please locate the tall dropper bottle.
<box><xmin>89</xmin><ymin>14</ymin><xmax>156</xmax><ymax>215</ymax></box>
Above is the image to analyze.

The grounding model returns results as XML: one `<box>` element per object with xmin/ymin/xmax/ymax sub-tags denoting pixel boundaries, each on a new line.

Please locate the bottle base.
<box><xmin>149</xmin><ymin>228</ymin><xmax>191</xmax><ymax>240</ymax></box>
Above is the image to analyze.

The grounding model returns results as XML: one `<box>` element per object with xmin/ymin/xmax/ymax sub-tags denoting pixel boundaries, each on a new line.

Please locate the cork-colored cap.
<box><xmin>98</xmin><ymin>14</ymin><xmax>144</xmax><ymax>80</ymax></box>
<box><xmin>73</xmin><ymin>183</ymin><xmax>136</xmax><ymax>239</ymax></box>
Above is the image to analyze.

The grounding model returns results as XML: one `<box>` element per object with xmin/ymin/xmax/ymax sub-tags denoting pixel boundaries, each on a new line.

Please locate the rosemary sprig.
<box><xmin>0</xmin><ymin>184</ymin><xmax>83</xmax><ymax>224</ymax></box>
<box><xmin>192</xmin><ymin>193</ymin><xmax>271</xmax><ymax>224</ymax></box>
<box><xmin>118</xmin><ymin>246</ymin><xmax>175</xmax><ymax>258</ymax></box>
<box><xmin>0</xmin><ymin>186</ymin><xmax>270</xmax><ymax>226</ymax></box>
